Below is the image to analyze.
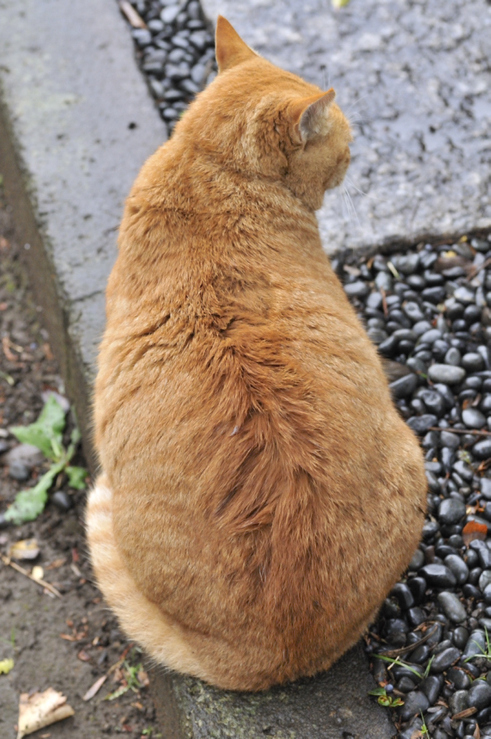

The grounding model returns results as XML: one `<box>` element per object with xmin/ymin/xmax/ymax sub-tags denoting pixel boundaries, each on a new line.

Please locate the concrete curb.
<box><xmin>0</xmin><ymin>0</ymin><xmax>166</xmax><ymax>459</ymax></box>
<box><xmin>0</xmin><ymin>1</ymin><xmax>393</xmax><ymax>736</ymax></box>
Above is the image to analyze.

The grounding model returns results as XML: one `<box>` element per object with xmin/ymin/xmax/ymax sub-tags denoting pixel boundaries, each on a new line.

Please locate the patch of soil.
<box><xmin>0</xmin><ymin>185</ymin><xmax>159</xmax><ymax>737</ymax></box>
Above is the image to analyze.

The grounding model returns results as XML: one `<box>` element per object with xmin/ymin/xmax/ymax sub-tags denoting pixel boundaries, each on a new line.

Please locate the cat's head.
<box><xmin>175</xmin><ymin>17</ymin><xmax>352</xmax><ymax>211</ymax></box>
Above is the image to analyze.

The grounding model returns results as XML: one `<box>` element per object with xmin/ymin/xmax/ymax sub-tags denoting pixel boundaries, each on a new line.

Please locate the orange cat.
<box><xmin>86</xmin><ymin>17</ymin><xmax>426</xmax><ymax>691</ymax></box>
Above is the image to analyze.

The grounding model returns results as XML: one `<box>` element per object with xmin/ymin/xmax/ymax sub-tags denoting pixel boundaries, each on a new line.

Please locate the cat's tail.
<box><xmin>85</xmin><ymin>476</ymin><xmax>208</xmax><ymax>679</ymax></box>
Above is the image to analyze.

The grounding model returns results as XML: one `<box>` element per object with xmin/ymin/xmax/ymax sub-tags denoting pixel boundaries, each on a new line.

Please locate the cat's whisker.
<box><xmin>345</xmin><ymin>176</ymin><xmax>374</xmax><ymax>200</ymax></box>
<box><xmin>342</xmin><ymin>187</ymin><xmax>354</xmax><ymax>225</ymax></box>
<box><xmin>343</xmin><ymin>186</ymin><xmax>361</xmax><ymax>228</ymax></box>
<box><xmin>344</xmin><ymin>93</ymin><xmax>371</xmax><ymax>116</ymax></box>
<box><xmin>346</xmin><ymin>113</ymin><xmax>369</xmax><ymax>125</ymax></box>
<box><xmin>341</xmin><ymin>188</ymin><xmax>350</xmax><ymax>222</ymax></box>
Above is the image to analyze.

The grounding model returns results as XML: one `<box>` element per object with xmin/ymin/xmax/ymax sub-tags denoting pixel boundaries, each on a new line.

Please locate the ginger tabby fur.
<box><xmin>86</xmin><ymin>17</ymin><xmax>426</xmax><ymax>691</ymax></box>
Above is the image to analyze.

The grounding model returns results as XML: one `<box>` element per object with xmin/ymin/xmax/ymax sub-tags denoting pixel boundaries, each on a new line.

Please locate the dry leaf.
<box><xmin>82</xmin><ymin>674</ymin><xmax>107</xmax><ymax>702</ymax></box>
<box><xmin>77</xmin><ymin>650</ymin><xmax>91</xmax><ymax>662</ymax></box>
<box><xmin>463</xmin><ymin>521</ymin><xmax>488</xmax><ymax>546</ymax></box>
<box><xmin>17</xmin><ymin>688</ymin><xmax>74</xmax><ymax>739</ymax></box>
<box><xmin>2</xmin><ymin>336</ymin><xmax>17</xmax><ymax>362</ymax></box>
<box><xmin>42</xmin><ymin>344</ymin><xmax>54</xmax><ymax>361</ymax></box>
<box><xmin>46</xmin><ymin>558</ymin><xmax>66</xmax><ymax>570</ymax></box>
<box><xmin>0</xmin><ymin>657</ymin><xmax>14</xmax><ymax>674</ymax></box>
<box><xmin>31</xmin><ymin>566</ymin><xmax>44</xmax><ymax>581</ymax></box>
<box><xmin>137</xmin><ymin>669</ymin><xmax>149</xmax><ymax>688</ymax></box>
<box><xmin>452</xmin><ymin>706</ymin><xmax>477</xmax><ymax>720</ymax></box>
<box><xmin>9</xmin><ymin>539</ymin><xmax>40</xmax><ymax>561</ymax></box>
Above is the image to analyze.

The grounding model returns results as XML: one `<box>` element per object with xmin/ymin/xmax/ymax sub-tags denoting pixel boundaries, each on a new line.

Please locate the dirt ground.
<box><xmin>0</xmin><ymin>185</ymin><xmax>160</xmax><ymax>737</ymax></box>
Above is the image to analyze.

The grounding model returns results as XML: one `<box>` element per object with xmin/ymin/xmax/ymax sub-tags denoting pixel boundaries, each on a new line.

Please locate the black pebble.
<box><xmin>421</xmin><ymin>674</ymin><xmax>443</xmax><ymax>704</ymax></box>
<box><xmin>431</xmin><ymin>646</ymin><xmax>461</xmax><ymax>673</ymax></box>
<box><xmin>468</xmin><ymin>680</ymin><xmax>491</xmax><ymax>710</ymax></box>
<box><xmin>52</xmin><ymin>490</ymin><xmax>73</xmax><ymax>512</ymax></box>
<box><xmin>420</xmin><ymin>563</ymin><xmax>457</xmax><ymax>588</ymax></box>
<box><xmin>399</xmin><ymin>690</ymin><xmax>430</xmax><ymax>722</ymax></box>
<box><xmin>391</xmin><ymin>582</ymin><xmax>415</xmax><ymax>610</ymax></box>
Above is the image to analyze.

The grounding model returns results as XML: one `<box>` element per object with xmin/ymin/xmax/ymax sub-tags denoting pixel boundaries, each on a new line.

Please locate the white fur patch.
<box><xmin>88</xmin><ymin>483</ymin><xmax>112</xmax><ymax>506</ymax></box>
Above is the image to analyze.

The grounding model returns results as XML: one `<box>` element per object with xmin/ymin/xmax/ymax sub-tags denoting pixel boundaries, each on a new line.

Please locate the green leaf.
<box><xmin>378</xmin><ymin>695</ymin><xmax>391</xmax><ymax>706</ymax></box>
<box><xmin>10</xmin><ymin>396</ymin><xmax>66</xmax><ymax>461</ymax></box>
<box><xmin>70</xmin><ymin>426</ymin><xmax>81</xmax><ymax>446</ymax></box>
<box><xmin>4</xmin><ymin>462</ymin><xmax>63</xmax><ymax>524</ymax></box>
<box><xmin>105</xmin><ymin>685</ymin><xmax>130</xmax><ymax>701</ymax></box>
<box><xmin>368</xmin><ymin>687</ymin><xmax>387</xmax><ymax>696</ymax></box>
<box><xmin>66</xmin><ymin>466</ymin><xmax>87</xmax><ymax>490</ymax></box>
<box><xmin>391</xmin><ymin>698</ymin><xmax>404</xmax><ymax>707</ymax></box>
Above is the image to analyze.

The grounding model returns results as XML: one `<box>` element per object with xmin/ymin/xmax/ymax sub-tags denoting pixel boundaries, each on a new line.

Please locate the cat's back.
<box><xmin>90</xmin><ymin>17</ymin><xmax>426</xmax><ymax>691</ymax></box>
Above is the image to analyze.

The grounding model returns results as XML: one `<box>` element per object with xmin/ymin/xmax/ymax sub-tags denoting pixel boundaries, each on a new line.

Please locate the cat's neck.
<box><xmin>136</xmin><ymin>137</ymin><xmax>321</xmax><ymax>225</ymax></box>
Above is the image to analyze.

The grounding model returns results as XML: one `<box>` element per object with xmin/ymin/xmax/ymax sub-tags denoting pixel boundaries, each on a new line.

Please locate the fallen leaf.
<box><xmin>463</xmin><ymin>521</ymin><xmax>488</xmax><ymax>546</ymax></box>
<box><xmin>2</xmin><ymin>336</ymin><xmax>16</xmax><ymax>362</ymax></box>
<box><xmin>9</xmin><ymin>539</ymin><xmax>40</xmax><ymax>561</ymax></box>
<box><xmin>71</xmin><ymin>563</ymin><xmax>82</xmax><ymax>578</ymax></box>
<box><xmin>452</xmin><ymin>706</ymin><xmax>477</xmax><ymax>720</ymax></box>
<box><xmin>42</xmin><ymin>344</ymin><xmax>54</xmax><ymax>361</ymax></box>
<box><xmin>31</xmin><ymin>566</ymin><xmax>44</xmax><ymax>581</ymax></box>
<box><xmin>77</xmin><ymin>650</ymin><xmax>91</xmax><ymax>662</ymax></box>
<box><xmin>17</xmin><ymin>688</ymin><xmax>74</xmax><ymax>739</ymax></box>
<box><xmin>0</xmin><ymin>657</ymin><xmax>14</xmax><ymax>674</ymax></box>
<box><xmin>82</xmin><ymin>675</ymin><xmax>107</xmax><ymax>702</ymax></box>
<box><xmin>46</xmin><ymin>558</ymin><xmax>66</xmax><ymax>570</ymax></box>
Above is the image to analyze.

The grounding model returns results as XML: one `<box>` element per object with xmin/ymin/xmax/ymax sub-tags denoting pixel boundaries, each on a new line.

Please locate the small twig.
<box><xmin>429</xmin><ymin>427</ymin><xmax>491</xmax><ymax>437</ymax></box>
<box><xmin>106</xmin><ymin>643</ymin><xmax>134</xmax><ymax>677</ymax></box>
<box><xmin>380</xmin><ymin>287</ymin><xmax>388</xmax><ymax>317</ymax></box>
<box><xmin>466</xmin><ymin>256</ymin><xmax>491</xmax><ymax>281</ymax></box>
<box><xmin>376</xmin><ymin>624</ymin><xmax>438</xmax><ymax>659</ymax></box>
<box><xmin>1</xmin><ymin>553</ymin><xmax>62</xmax><ymax>598</ymax></box>
<box><xmin>118</xmin><ymin>0</ymin><xmax>146</xmax><ymax>28</ymax></box>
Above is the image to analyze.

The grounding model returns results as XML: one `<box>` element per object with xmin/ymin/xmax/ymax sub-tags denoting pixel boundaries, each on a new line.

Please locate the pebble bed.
<box><xmin>338</xmin><ymin>234</ymin><xmax>491</xmax><ymax>738</ymax></box>
<box><xmin>119</xmin><ymin>4</ymin><xmax>491</xmax><ymax>736</ymax></box>
<box><xmin>125</xmin><ymin>0</ymin><xmax>216</xmax><ymax>134</ymax></box>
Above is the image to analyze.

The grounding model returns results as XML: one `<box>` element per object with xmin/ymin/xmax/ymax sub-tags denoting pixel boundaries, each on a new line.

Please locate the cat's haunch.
<box><xmin>86</xmin><ymin>16</ymin><xmax>426</xmax><ymax>691</ymax></box>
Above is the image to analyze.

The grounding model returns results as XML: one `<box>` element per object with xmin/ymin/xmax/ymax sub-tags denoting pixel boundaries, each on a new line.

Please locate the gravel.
<box><xmin>341</xmin><ymin>234</ymin><xmax>491</xmax><ymax>737</ymax></box>
<box><xmin>123</xmin><ymin>0</ymin><xmax>216</xmax><ymax>135</ymax></box>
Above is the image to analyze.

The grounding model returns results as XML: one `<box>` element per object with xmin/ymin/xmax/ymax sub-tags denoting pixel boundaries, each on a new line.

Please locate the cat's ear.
<box><xmin>289</xmin><ymin>89</ymin><xmax>336</xmax><ymax>144</ymax></box>
<box><xmin>215</xmin><ymin>16</ymin><xmax>257</xmax><ymax>72</ymax></box>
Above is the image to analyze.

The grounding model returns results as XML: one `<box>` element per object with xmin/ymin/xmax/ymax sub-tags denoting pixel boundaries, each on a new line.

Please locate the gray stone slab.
<box><xmin>0</xmin><ymin>0</ymin><xmax>393</xmax><ymax>736</ymax></box>
<box><xmin>152</xmin><ymin>644</ymin><xmax>394</xmax><ymax>739</ymax></box>
<box><xmin>202</xmin><ymin>0</ymin><xmax>491</xmax><ymax>253</ymax></box>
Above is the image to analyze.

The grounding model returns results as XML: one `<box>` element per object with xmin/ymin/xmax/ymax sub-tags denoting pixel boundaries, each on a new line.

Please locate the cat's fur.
<box><xmin>86</xmin><ymin>17</ymin><xmax>426</xmax><ymax>691</ymax></box>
